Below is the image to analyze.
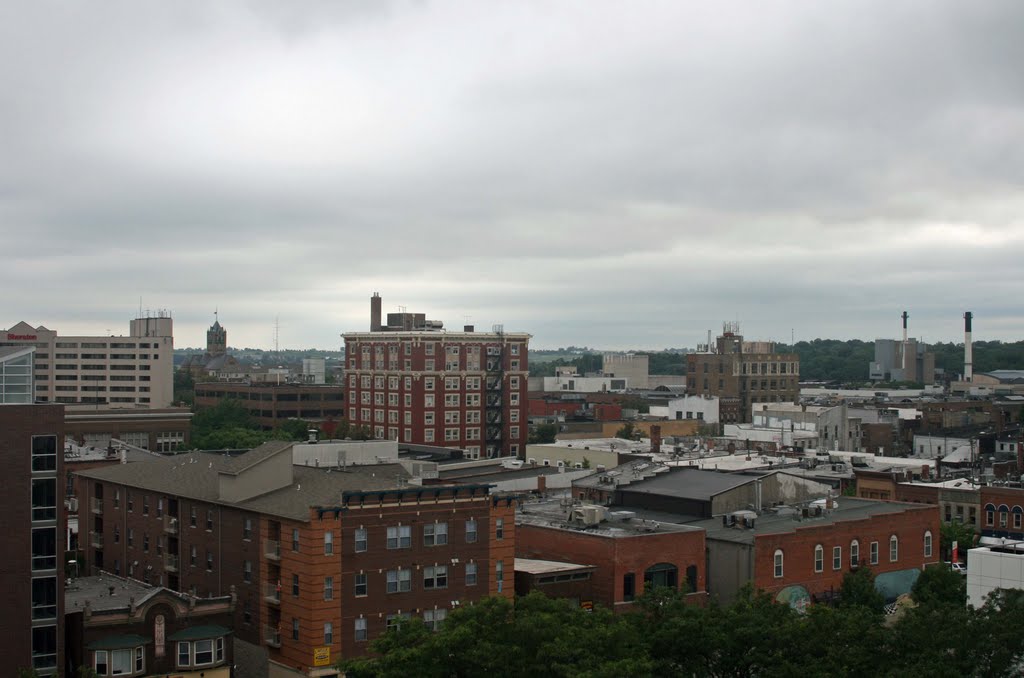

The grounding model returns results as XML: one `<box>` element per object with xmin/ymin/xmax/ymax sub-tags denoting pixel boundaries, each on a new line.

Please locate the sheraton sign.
<box><xmin>7</xmin><ymin>333</ymin><xmax>37</xmax><ymax>340</ymax></box>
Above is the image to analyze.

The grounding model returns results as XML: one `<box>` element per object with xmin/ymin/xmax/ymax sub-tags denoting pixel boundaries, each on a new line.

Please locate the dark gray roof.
<box><xmin>617</xmin><ymin>467</ymin><xmax>765</xmax><ymax>502</ymax></box>
<box><xmin>75</xmin><ymin>442</ymin><xmax>413</xmax><ymax>521</ymax></box>
<box><xmin>688</xmin><ymin>497</ymin><xmax>933</xmax><ymax>545</ymax></box>
<box><xmin>0</xmin><ymin>345</ymin><xmax>33</xmax><ymax>360</ymax></box>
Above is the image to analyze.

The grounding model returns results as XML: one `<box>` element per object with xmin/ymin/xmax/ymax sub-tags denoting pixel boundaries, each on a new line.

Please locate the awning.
<box><xmin>167</xmin><ymin>625</ymin><xmax>232</xmax><ymax>641</ymax></box>
<box><xmin>86</xmin><ymin>634</ymin><xmax>150</xmax><ymax>650</ymax></box>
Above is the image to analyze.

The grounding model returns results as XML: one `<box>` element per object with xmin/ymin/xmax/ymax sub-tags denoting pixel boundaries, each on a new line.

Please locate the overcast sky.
<box><xmin>3</xmin><ymin>1</ymin><xmax>1023</xmax><ymax>350</ymax></box>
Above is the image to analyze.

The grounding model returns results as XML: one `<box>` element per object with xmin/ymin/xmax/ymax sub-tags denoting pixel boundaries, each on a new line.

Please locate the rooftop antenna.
<box><xmin>274</xmin><ymin>316</ymin><xmax>280</xmax><ymax>353</ymax></box>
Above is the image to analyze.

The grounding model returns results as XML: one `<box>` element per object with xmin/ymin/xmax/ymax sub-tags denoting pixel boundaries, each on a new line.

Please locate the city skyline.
<box><xmin>3</xmin><ymin>2</ymin><xmax>1023</xmax><ymax>350</ymax></box>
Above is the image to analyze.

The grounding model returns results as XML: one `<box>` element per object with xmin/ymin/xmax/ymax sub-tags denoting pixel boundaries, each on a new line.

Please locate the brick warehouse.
<box><xmin>76</xmin><ymin>440</ymin><xmax>515</xmax><ymax>677</ymax></box>
<box><xmin>343</xmin><ymin>294</ymin><xmax>530</xmax><ymax>459</ymax></box>
<box><xmin>690</xmin><ymin>498</ymin><xmax>940</xmax><ymax>606</ymax></box>
<box><xmin>516</xmin><ymin>498</ymin><xmax>706</xmax><ymax>610</ymax></box>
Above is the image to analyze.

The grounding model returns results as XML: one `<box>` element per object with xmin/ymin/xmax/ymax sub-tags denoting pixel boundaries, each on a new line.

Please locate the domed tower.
<box><xmin>206</xmin><ymin>315</ymin><xmax>227</xmax><ymax>356</ymax></box>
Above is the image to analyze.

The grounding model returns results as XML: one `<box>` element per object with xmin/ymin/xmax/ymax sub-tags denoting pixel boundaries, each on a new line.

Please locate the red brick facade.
<box><xmin>343</xmin><ymin>332</ymin><xmax>530</xmax><ymax>459</ymax></box>
<box><xmin>516</xmin><ymin>524</ymin><xmax>706</xmax><ymax>610</ymax></box>
<box><xmin>754</xmin><ymin>504</ymin><xmax>940</xmax><ymax>600</ymax></box>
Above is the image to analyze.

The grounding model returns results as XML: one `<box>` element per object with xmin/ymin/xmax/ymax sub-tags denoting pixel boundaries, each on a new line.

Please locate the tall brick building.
<box><xmin>0</xmin><ymin>401</ymin><xmax>66</xmax><ymax>675</ymax></box>
<box><xmin>343</xmin><ymin>294</ymin><xmax>530</xmax><ymax>459</ymax></box>
<box><xmin>76</xmin><ymin>440</ymin><xmax>515</xmax><ymax>677</ymax></box>
<box><xmin>686</xmin><ymin>325</ymin><xmax>799</xmax><ymax>424</ymax></box>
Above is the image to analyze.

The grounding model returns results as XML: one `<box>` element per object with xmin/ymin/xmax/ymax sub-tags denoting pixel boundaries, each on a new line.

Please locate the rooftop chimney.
<box><xmin>370</xmin><ymin>293</ymin><xmax>382</xmax><ymax>332</ymax></box>
<box><xmin>964</xmin><ymin>311</ymin><xmax>973</xmax><ymax>382</ymax></box>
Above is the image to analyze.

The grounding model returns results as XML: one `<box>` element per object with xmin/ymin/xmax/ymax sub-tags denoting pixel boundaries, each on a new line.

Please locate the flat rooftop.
<box><xmin>65</xmin><ymin>573</ymin><xmax>157</xmax><ymax>613</ymax></box>
<box><xmin>516</xmin><ymin>496</ymin><xmax>704</xmax><ymax>538</ymax></box>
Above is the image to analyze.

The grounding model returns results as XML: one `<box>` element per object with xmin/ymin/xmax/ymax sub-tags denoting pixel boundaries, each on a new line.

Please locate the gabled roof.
<box><xmin>617</xmin><ymin>467</ymin><xmax>766</xmax><ymax>502</ymax></box>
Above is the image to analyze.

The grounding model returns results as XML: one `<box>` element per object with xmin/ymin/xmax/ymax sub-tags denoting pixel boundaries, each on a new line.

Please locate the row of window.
<box><xmin>773</xmin><ymin>533</ymin><xmax>931</xmax><ymax>578</ymax></box>
<box><xmin>353</xmin><ymin>374</ymin><xmax>521</xmax><ymax>390</ymax></box>
<box><xmin>984</xmin><ymin>504</ymin><xmax>1024</xmax><ymax>531</ymax></box>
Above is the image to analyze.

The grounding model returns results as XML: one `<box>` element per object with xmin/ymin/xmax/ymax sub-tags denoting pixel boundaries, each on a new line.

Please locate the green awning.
<box><xmin>167</xmin><ymin>625</ymin><xmax>233</xmax><ymax>641</ymax></box>
<box><xmin>86</xmin><ymin>634</ymin><xmax>150</xmax><ymax>650</ymax></box>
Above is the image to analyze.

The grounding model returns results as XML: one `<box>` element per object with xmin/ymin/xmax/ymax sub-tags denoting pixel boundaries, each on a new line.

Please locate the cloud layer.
<box><xmin>3</xmin><ymin>1</ymin><xmax>1023</xmax><ymax>349</ymax></box>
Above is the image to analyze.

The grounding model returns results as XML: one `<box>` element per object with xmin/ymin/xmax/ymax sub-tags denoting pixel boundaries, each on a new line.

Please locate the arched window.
<box><xmin>850</xmin><ymin>540</ymin><xmax>860</xmax><ymax>567</ymax></box>
<box><xmin>774</xmin><ymin>550</ymin><xmax>784</xmax><ymax>578</ymax></box>
<box><xmin>985</xmin><ymin>503</ymin><xmax>996</xmax><ymax>526</ymax></box>
<box><xmin>832</xmin><ymin>546</ymin><xmax>842</xmax><ymax>571</ymax></box>
<box><xmin>1013</xmin><ymin>506</ymin><xmax>1024</xmax><ymax>531</ymax></box>
<box><xmin>924</xmin><ymin>531</ymin><xmax>932</xmax><ymax>559</ymax></box>
<box><xmin>643</xmin><ymin>563</ymin><xmax>678</xmax><ymax>590</ymax></box>
<box><xmin>813</xmin><ymin>545</ymin><xmax>823</xmax><ymax>573</ymax></box>
<box><xmin>1000</xmin><ymin>504</ymin><xmax>1010</xmax><ymax>528</ymax></box>
<box><xmin>889</xmin><ymin>535</ymin><xmax>899</xmax><ymax>563</ymax></box>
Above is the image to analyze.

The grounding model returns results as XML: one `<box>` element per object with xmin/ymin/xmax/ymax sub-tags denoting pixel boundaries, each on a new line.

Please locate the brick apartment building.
<box><xmin>194</xmin><ymin>382</ymin><xmax>345</xmax><ymax>430</ymax></box>
<box><xmin>516</xmin><ymin>499</ymin><xmax>706</xmax><ymax>610</ymax></box>
<box><xmin>981</xmin><ymin>486</ymin><xmax>1024</xmax><ymax>542</ymax></box>
<box><xmin>76</xmin><ymin>441</ymin><xmax>515</xmax><ymax>677</ymax></box>
<box><xmin>686</xmin><ymin>325</ymin><xmax>799</xmax><ymax>424</ymax></box>
<box><xmin>343</xmin><ymin>294</ymin><xmax>530</xmax><ymax>459</ymax></box>
<box><xmin>0</xmin><ymin>401</ymin><xmax>66</xmax><ymax>675</ymax></box>
<box><xmin>0</xmin><ymin>345</ymin><xmax>66</xmax><ymax>676</ymax></box>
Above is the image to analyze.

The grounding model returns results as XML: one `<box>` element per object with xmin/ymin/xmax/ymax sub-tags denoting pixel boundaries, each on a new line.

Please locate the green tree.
<box><xmin>838</xmin><ymin>566</ymin><xmax>885</xmax><ymax>613</ymax></box>
<box><xmin>173</xmin><ymin>368</ymin><xmax>195</xmax><ymax>406</ymax></box>
<box><xmin>528</xmin><ymin>423</ymin><xmax>557</xmax><ymax>444</ymax></box>
<box><xmin>940</xmin><ymin>521</ymin><xmax>976</xmax><ymax>562</ymax></box>
<box><xmin>615</xmin><ymin>422</ymin><xmax>639</xmax><ymax>440</ymax></box>
<box><xmin>911</xmin><ymin>563</ymin><xmax>966</xmax><ymax>609</ymax></box>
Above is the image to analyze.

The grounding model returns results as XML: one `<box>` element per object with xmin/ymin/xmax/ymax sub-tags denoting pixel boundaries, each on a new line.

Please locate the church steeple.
<box><xmin>206</xmin><ymin>313</ymin><xmax>227</xmax><ymax>356</ymax></box>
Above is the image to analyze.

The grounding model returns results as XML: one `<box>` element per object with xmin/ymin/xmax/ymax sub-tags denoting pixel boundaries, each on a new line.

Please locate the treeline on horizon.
<box><xmin>529</xmin><ymin>339</ymin><xmax>1024</xmax><ymax>383</ymax></box>
<box><xmin>340</xmin><ymin>566</ymin><xmax>1024</xmax><ymax>678</ymax></box>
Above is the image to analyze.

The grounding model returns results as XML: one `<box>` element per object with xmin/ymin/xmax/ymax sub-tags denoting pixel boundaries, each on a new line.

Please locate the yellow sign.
<box><xmin>313</xmin><ymin>646</ymin><xmax>331</xmax><ymax>667</ymax></box>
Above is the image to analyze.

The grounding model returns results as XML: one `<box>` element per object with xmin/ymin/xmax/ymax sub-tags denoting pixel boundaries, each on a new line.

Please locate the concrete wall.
<box><xmin>542</xmin><ymin>375</ymin><xmax>628</xmax><ymax>393</ymax></box>
<box><xmin>602</xmin><ymin>354</ymin><xmax>649</xmax><ymax>389</ymax></box>
<box><xmin>664</xmin><ymin>395</ymin><xmax>720</xmax><ymax>424</ymax></box>
<box><xmin>524</xmin><ymin>445</ymin><xmax>621</xmax><ymax>470</ymax></box>
<box><xmin>967</xmin><ymin>546</ymin><xmax>1024</xmax><ymax>608</ymax></box>
<box><xmin>292</xmin><ymin>440</ymin><xmax>398</xmax><ymax>468</ymax></box>
<box><xmin>706</xmin><ymin>539</ymin><xmax>754</xmax><ymax>603</ymax></box>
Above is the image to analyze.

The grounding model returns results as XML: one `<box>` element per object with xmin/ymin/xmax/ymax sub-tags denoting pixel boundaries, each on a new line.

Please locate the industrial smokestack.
<box><xmin>370</xmin><ymin>293</ymin><xmax>382</xmax><ymax>332</ymax></box>
<box><xmin>901</xmin><ymin>311</ymin><xmax>909</xmax><ymax>370</ymax></box>
<box><xmin>964</xmin><ymin>311</ymin><xmax>973</xmax><ymax>382</ymax></box>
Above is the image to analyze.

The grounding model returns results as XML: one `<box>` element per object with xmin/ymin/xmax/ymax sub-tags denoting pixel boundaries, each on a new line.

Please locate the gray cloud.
<box><xmin>2</xmin><ymin>1</ymin><xmax>1023</xmax><ymax>350</ymax></box>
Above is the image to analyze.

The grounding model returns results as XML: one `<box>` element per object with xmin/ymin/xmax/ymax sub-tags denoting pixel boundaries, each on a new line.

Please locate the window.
<box><xmin>95</xmin><ymin>650</ymin><xmax>109</xmax><ymax>675</ymax></box>
<box><xmin>324</xmin><ymin>530</ymin><xmax>334</xmax><ymax>555</ymax></box>
<box><xmin>243</xmin><ymin>560</ymin><xmax>252</xmax><ymax>583</ymax></box>
<box><xmin>424</xmin><ymin>608</ymin><xmax>447</xmax><ymax>631</ymax></box>
<box><xmin>1000</xmin><ymin>510</ymin><xmax>1008</xmax><ymax>528</ymax></box>
<box><xmin>110</xmin><ymin>648</ymin><xmax>140</xmax><ymax>675</ymax></box>
<box><xmin>206</xmin><ymin>510</ymin><xmax>213</xmax><ymax>530</ymax></box>
<box><xmin>292</xmin><ymin>528</ymin><xmax>300</xmax><ymax>551</ymax></box>
<box><xmin>466</xmin><ymin>562</ymin><xmax>478</xmax><ymax>585</ymax></box>
<box><xmin>189</xmin><ymin>546</ymin><xmax>197</xmax><ymax>567</ymax></box>
<box><xmin>987</xmin><ymin>509</ymin><xmax>995</xmax><ymax>526</ymax></box>
<box><xmin>496</xmin><ymin>560</ymin><xmax>504</xmax><ymax>593</ymax></box>
<box><xmin>206</xmin><ymin>550</ymin><xmax>214</xmax><ymax>570</ymax></box>
<box><xmin>127</xmin><ymin>528</ymin><xmax>133</xmax><ymax>547</ymax></box>
<box><xmin>623</xmin><ymin>572</ymin><xmax>636</xmax><ymax>601</ymax></box>
<box><xmin>32</xmin><ymin>527</ymin><xmax>57</xmax><ymax>571</ymax></box>
<box><xmin>773</xmin><ymin>550</ymin><xmax>784</xmax><ymax>578</ymax></box>
<box><xmin>424</xmin><ymin>565</ymin><xmax>448</xmax><ymax>589</ymax></box>
<box><xmin>832</xmin><ymin>546</ymin><xmax>842</xmax><ymax>571</ymax></box>
<box><xmin>465</xmin><ymin>519</ymin><xmax>477</xmax><ymax>543</ymax></box>
<box><xmin>814</xmin><ymin>545</ymin><xmax>823</xmax><ymax>573</ymax></box>
<box><xmin>387</xmin><ymin>568</ymin><xmax>412</xmax><ymax>593</ymax></box>
<box><xmin>292</xmin><ymin>574</ymin><xmax>300</xmax><ymax>596</ymax></box>
<box><xmin>190</xmin><ymin>506</ymin><xmax>197</xmax><ymax>527</ymax></box>
<box><xmin>850</xmin><ymin>540</ymin><xmax>860</xmax><ymax>567</ymax></box>
<box><xmin>177</xmin><ymin>641</ymin><xmax>190</xmax><ymax>667</ymax></box>
<box><xmin>387</xmin><ymin>525</ymin><xmax>411</xmax><ymax>549</ymax></box>
<box><xmin>355</xmin><ymin>572</ymin><xmax>367</xmax><ymax>596</ymax></box>
<box><xmin>32</xmin><ymin>577</ymin><xmax>57</xmax><ymax>620</ymax></box>
<box><xmin>355</xmin><ymin>527</ymin><xmax>367</xmax><ymax>552</ymax></box>
<box><xmin>870</xmin><ymin>541</ymin><xmax>879</xmax><ymax>565</ymax></box>
<box><xmin>292</xmin><ymin>618</ymin><xmax>300</xmax><ymax>641</ymax></box>
<box><xmin>324</xmin><ymin>622</ymin><xmax>333</xmax><ymax>645</ymax></box>
<box><xmin>32</xmin><ymin>478</ymin><xmax>57</xmax><ymax>521</ymax></box>
<box><xmin>324</xmin><ymin>576</ymin><xmax>334</xmax><ymax>600</ymax></box>
<box><xmin>889</xmin><ymin>535</ymin><xmax>899</xmax><ymax>562</ymax></box>
<box><xmin>424</xmin><ymin>522</ymin><xmax>448</xmax><ymax>546</ymax></box>
<box><xmin>31</xmin><ymin>436</ymin><xmax>57</xmax><ymax>473</ymax></box>
<box><xmin>355</xmin><ymin>618</ymin><xmax>368</xmax><ymax>642</ymax></box>
<box><xmin>496</xmin><ymin>518</ymin><xmax>504</xmax><ymax>540</ymax></box>
<box><xmin>924</xmin><ymin>531</ymin><xmax>933</xmax><ymax>558</ymax></box>
<box><xmin>243</xmin><ymin>518</ymin><xmax>252</xmax><ymax>540</ymax></box>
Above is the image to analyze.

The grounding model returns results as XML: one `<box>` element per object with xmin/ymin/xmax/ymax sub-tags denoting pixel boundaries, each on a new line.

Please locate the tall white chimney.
<box><xmin>901</xmin><ymin>311</ymin><xmax>909</xmax><ymax>370</ymax></box>
<box><xmin>964</xmin><ymin>312</ymin><xmax>973</xmax><ymax>382</ymax></box>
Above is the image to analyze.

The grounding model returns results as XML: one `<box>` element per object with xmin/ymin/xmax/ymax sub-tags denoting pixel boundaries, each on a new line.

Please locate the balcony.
<box><xmin>164</xmin><ymin>554</ymin><xmax>179</xmax><ymax>572</ymax></box>
<box><xmin>264</xmin><ymin>539</ymin><xmax>281</xmax><ymax>561</ymax></box>
<box><xmin>90</xmin><ymin>497</ymin><xmax>103</xmax><ymax>514</ymax></box>
<box><xmin>89</xmin><ymin>531</ymin><xmax>103</xmax><ymax>549</ymax></box>
<box><xmin>264</xmin><ymin>582</ymin><xmax>281</xmax><ymax>605</ymax></box>
<box><xmin>263</xmin><ymin>625</ymin><xmax>282</xmax><ymax>648</ymax></box>
<box><xmin>163</xmin><ymin>515</ymin><xmax>179</xmax><ymax>534</ymax></box>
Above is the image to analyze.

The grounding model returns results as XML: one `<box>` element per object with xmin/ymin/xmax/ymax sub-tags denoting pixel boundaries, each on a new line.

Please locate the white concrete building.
<box><xmin>1</xmin><ymin>313</ymin><xmax>174</xmax><ymax>408</ymax></box>
<box><xmin>658</xmin><ymin>395</ymin><xmax>720</xmax><ymax>424</ymax></box>
<box><xmin>912</xmin><ymin>434</ymin><xmax>972</xmax><ymax>460</ymax></box>
<box><xmin>541</xmin><ymin>374</ymin><xmax>628</xmax><ymax>393</ymax></box>
<box><xmin>602</xmin><ymin>353</ymin><xmax>649</xmax><ymax>389</ymax></box>
<box><xmin>967</xmin><ymin>542</ymin><xmax>1024</xmax><ymax>608</ymax></box>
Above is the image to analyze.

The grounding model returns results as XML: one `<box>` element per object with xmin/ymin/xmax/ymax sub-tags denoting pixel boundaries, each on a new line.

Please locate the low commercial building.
<box><xmin>64</xmin><ymin>406</ymin><xmax>193</xmax><ymax>452</ymax></box>
<box><xmin>514</xmin><ymin>558</ymin><xmax>597</xmax><ymax>606</ymax></box>
<box><xmin>516</xmin><ymin>498</ymin><xmax>706</xmax><ymax>610</ymax></box>
<box><xmin>689</xmin><ymin>498</ymin><xmax>940</xmax><ymax>605</ymax></box>
<box><xmin>194</xmin><ymin>381</ymin><xmax>345</xmax><ymax>430</ymax></box>
<box><xmin>981</xmin><ymin>486</ymin><xmax>1024</xmax><ymax>542</ymax></box>
<box><xmin>966</xmin><ymin>541</ymin><xmax>1024</xmax><ymax>608</ymax></box>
